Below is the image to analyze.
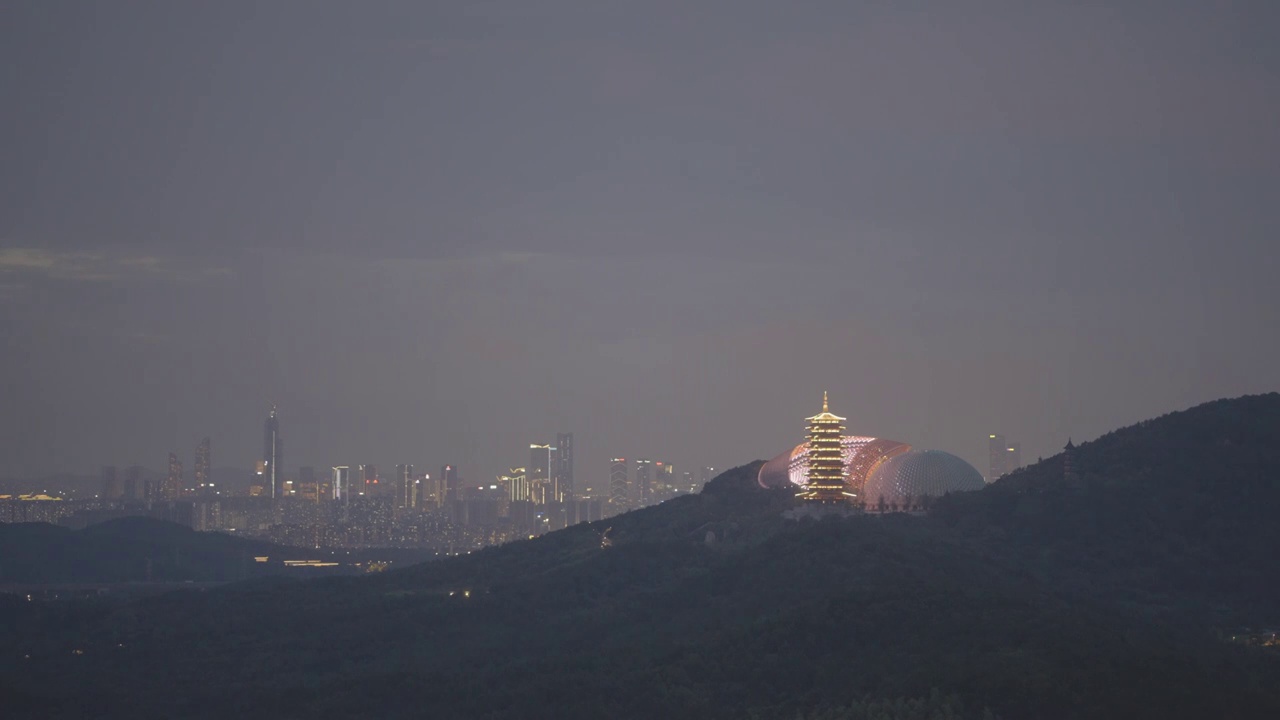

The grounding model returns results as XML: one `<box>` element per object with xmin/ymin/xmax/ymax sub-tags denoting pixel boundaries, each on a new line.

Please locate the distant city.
<box><xmin>0</xmin><ymin>405</ymin><xmax>718</xmax><ymax>553</ymax></box>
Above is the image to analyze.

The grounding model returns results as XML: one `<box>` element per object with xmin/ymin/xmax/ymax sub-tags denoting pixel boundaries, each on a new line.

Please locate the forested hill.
<box><xmin>3</xmin><ymin>395</ymin><xmax>1280</xmax><ymax>719</ymax></box>
<box><xmin>933</xmin><ymin>392</ymin><xmax>1280</xmax><ymax>616</ymax></box>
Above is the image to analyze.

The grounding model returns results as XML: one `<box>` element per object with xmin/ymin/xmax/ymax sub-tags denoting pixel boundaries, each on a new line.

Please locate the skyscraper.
<box><xmin>987</xmin><ymin>434</ymin><xmax>1006</xmax><ymax>483</ymax></box>
<box><xmin>555</xmin><ymin>432</ymin><xmax>574</xmax><ymax>501</ymax></box>
<box><xmin>264</xmin><ymin>406</ymin><xmax>282</xmax><ymax>498</ymax></box>
<box><xmin>609</xmin><ymin>458</ymin><xmax>629</xmax><ymax>511</ymax></box>
<box><xmin>529</xmin><ymin>444</ymin><xmax>555</xmax><ymax>504</ymax></box>
<box><xmin>502</xmin><ymin>467</ymin><xmax>529</xmax><ymax>503</ymax></box>
<box><xmin>700</xmin><ymin>466</ymin><xmax>716</xmax><ymax>486</ymax></box>
<box><xmin>1005</xmin><ymin>442</ymin><xmax>1022</xmax><ymax>475</ymax></box>
<box><xmin>165</xmin><ymin>452</ymin><xmax>183</xmax><ymax>501</ymax></box>
<box><xmin>124</xmin><ymin>465</ymin><xmax>142</xmax><ymax>501</ymax></box>
<box><xmin>635</xmin><ymin>458</ymin><xmax>653</xmax><ymax>507</ymax></box>
<box><xmin>332</xmin><ymin>466</ymin><xmax>351</xmax><ymax>501</ymax></box>
<box><xmin>194</xmin><ymin>437</ymin><xmax>212</xmax><ymax>495</ymax></box>
<box><xmin>655</xmin><ymin>461</ymin><xmax>674</xmax><ymax>499</ymax></box>
<box><xmin>299</xmin><ymin>466</ymin><xmax>317</xmax><ymax>501</ymax></box>
<box><xmin>396</xmin><ymin>464</ymin><xmax>415</xmax><ymax>508</ymax></box>
<box><xmin>802</xmin><ymin>392</ymin><xmax>847</xmax><ymax>503</ymax></box>
<box><xmin>359</xmin><ymin>464</ymin><xmax>378</xmax><ymax>496</ymax></box>
<box><xmin>441</xmin><ymin>465</ymin><xmax>459</xmax><ymax>502</ymax></box>
<box><xmin>101</xmin><ymin>465</ymin><xmax>120</xmax><ymax>500</ymax></box>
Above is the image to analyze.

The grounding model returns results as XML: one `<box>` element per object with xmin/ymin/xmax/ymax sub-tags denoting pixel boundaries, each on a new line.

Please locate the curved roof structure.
<box><xmin>862</xmin><ymin>450</ymin><xmax>984</xmax><ymax>510</ymax></box>
<box><xmin>757</xmin><ymin>435</ymin><xmax>912</xmax><ymax>499</ymax></box>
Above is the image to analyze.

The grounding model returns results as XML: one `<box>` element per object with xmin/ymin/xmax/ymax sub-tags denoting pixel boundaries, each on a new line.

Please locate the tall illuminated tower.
<box><xmin>194</xmin><ymin>437</ymin><xmax>212</xmax><ymax>495</ymax></box>
<box><xmin>987</xmin><ymin>434</ymin><xmax>1006</xmax><ymax>483</ymax></box>
<box><xmin>396</xmin><ymin>464</ymin><xmax>414</xmax><ymax>508</ymax></box>
<box><xmin>609</xmin><ymin>458</ymin><xmax>629</xmax><ymax>511</ymax></box>
<box><xmin>802</xmin><ymin>392</ymin><xmax>848</xmax><ymax>503</ymax></box>
<box><xmin>555</xmin><ymin>432</ymin><xmax>574</xmax><ymax>501</ymax></box>
<box><xmin>635</xmin><ymin>458</ymin><xmax>653</xmax><ymax>507</ymax></box>
<box><xmin>166</xmin><ymin>452</ymin><xmax>183</xmax><ymax>501</ymax></box>
<box><xmin>530</xmin><ymin>444</ymin><xmax>555</xmax><ymax>504</ymax></box>
<box><xmin>331</xmin><ymin>466</ymin><xmax>351</xmax><ymax>502</ymax></box>
<box><xmin>263</xmin><ymin>405</ymin><xmax>282</xmax><ymax>498</ymax></box>
<box><xmin>441</xmin><ymin>465</ymin><xmax>459</xmax><ymax>502</ymax></box>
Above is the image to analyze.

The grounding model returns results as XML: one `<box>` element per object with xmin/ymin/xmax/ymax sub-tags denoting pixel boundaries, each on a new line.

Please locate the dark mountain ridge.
<box><xmin>1</xmin><ymin>516</ymin><xmax>328</xmax><ymax>584</ymax></box>
<box><xmin>3</xmin><ymin>394</ymin><xmax>1280</xmax><ymax>719</ymax></box>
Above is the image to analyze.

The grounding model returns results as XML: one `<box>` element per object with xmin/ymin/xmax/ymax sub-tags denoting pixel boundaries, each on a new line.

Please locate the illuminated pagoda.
<box><xmin>801</xmin><ymin>392</ymin><xmax>850</xmax><ymax>503</ymax></box>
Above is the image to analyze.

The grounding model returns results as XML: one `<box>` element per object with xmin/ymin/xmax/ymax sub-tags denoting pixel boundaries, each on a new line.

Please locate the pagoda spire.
<box><xmin>822</xmin><ymin>390</ymin><xmax>829</xmax><ymax>413</ymax></box>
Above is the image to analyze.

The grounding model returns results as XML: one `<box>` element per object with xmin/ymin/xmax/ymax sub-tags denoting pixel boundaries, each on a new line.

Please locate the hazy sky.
<box><xmin>3</xmin><ymin>0</ymin><xmax>1278</xmax><ymax>485</ymax></box>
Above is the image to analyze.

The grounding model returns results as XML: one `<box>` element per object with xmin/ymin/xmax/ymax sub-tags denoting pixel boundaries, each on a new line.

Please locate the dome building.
<box><xmin>757</xmin><ymin>394</ymin><xmax>984</xmax><ymax>510</ymax></box>
<box><xmin>757</xmin><ymin>435</ymin><xmax>912</xmax><ymax>502</ymax></box>
<box><xmin>861</xmin><ymin>450</ymin><xmax>985</xmax><ymax>512</ymax></box>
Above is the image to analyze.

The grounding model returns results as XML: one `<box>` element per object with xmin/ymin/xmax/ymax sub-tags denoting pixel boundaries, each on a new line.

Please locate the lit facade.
<box><xmin>987</xmin><ymin>434</ymin><xmax>1005</xmax><ymax>483</ymax></box>
<box><xmin>609</xmin><ymin>458</ymin><xmax>629</xmax><ymax>510</ymax></box>
<box><xmin>555</xmin><ymin>433</ymin><xmax>574</xmax><ymax>501</ymax></box>
<box><xmin>195</xmin><ymin>437</ymin><xmax>212</xmax><ymax>495</ymax></box>
<box><xmin>502</xmin><ymin>467</ymin><xmax>530</xmax><ymax>503</ymax></box>
<box><xmin>165</xmin><ymin>452</ymin><xmax>183</xmax><ymax>501</ymax></box>
<box><xmin>529</xmin><ymin>444</ymin><xmax>555</xmax><ymax>504</ymax></box>
<box><xmin>264</xmin><ymin>406</ymin><xmax>282</xmax><ymax>498</ymax></box>
<box><xmin>331</xmin><ymin>466</ymin><xmax>351</xmax><ymax>501</ymax></box>
<box><xmin>441</xmin><ymin>465</ymin><xmax>459</xmax><ymax>502</ymax></box>
<box><xmin>800</xmin><ymin>392</ymin><xmax>848</xmax><ymax>503</ymax></box>
<box><xmin>635</xmin><ymin>459</ymin><xmax>653</xmax><ymax>506</ymax></box>
<box><xmin>757</xmin><ymin>436</ymin><xmax>912</xmax><ymax>497</ymax></box>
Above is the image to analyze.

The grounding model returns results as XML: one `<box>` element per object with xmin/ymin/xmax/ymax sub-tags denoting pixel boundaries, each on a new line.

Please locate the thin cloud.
<box><xmin>0</xmin><ymin>248</ymin><xmax>232</xmax><ymax>284</ymax></box>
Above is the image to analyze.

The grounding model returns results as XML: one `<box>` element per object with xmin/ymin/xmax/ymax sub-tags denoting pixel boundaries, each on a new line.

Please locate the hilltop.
<box><xmin>3</xmin><ymin>394</ymin><xmax>1280</xmax><ymax>719</ymax></box>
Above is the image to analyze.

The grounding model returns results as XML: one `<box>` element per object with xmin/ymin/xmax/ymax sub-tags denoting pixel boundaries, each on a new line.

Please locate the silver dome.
<box><xmin>862</xmin><ymin>450</ymin><xmax>984</xmax><ymax>510</ymax></box>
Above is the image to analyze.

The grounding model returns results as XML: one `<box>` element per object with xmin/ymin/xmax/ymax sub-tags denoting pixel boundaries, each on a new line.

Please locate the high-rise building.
<box><xmin>263</xmin><ymin>406</ymin><xmax>283</xmax><ymax>498</ymax></box>
<box><xmin>700</xmin><ymin>466</ymin><xmax>716</xmax><ymax>486</ymax></box>
<box><xmin>298</xmin><ymin>466</ymin><xmax>317</xmax><ymax>501</ymax></box>
<box><xmin>1005</xmin><ymin>442</ymin><xmax>1022</xmax><ymax>475</ymax></box>
<box><xmin>555</xmin><ymin>432</ymin><xmax>574</xmax><ymax>501</ymax></box>
<box><xmin>634</xmin><ymin>458</ymin><xmax>652</xmax><ymax>507</ymax></box>
<box><xmin>501</xmin><ymin>467</ymin><xmax>529</xmax><ymax>503</ymax></box>
<box><xmin>194</xmin><ymin>437</ymin><xmax>212</xmax><ymax>495</ymax></box>
<box><xmin>529</xmin><ymin>444</ymin><xmax>555</xmax><ymax>504</ymax></box>
<box><xmin>101</xmin><ymin>465</ymin><xmax>120</xmax><ymax>500</ymax></box>
<box><xmin>395</xmin><ymin>464</ymin><xmax>415</xmax><ymax>508</ymax></box>
<box><xmin>655</xmin><ymin>461</ymin><xmax>674</xmax><ymax>499</ymax></box>
<box><xmin>609</xmin><ymin>458</ymin><xmax>629</xmax><ymax>511</ymax></box>
<box><xmin>331</xmin><ymin>466</ymin><xmax>351</xmax><ymax>501</ymax></box>
<box><xmin>987</xmin><ymin>434</ymin><xmax>1006</xmax><ymax>483</ymax></box>
<box><xmin>165</xmin><ymin>452</ymin><xmax>183</xmax><ymax>501</ymax></box>
<box><xmin>681</xmin><ymin>470</ymin><xmax>695</xmax><ymax>494</ymax></box>
<box><xmin>124</xmin><ymin>465</ymin><xmax>142</xmax><ymax>501</ymax></box>
<box><xmin>441</xmin><ymin>465</ymin><xmax>459</xmax><ymax>502</ymax></box>
<box><xmin>802</xmin><ymin>392</ymin><xmax>847</xmax><ymax>503</ymax></box>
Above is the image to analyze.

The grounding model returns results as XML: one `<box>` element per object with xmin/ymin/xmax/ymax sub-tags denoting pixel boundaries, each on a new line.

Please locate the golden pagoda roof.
<box><xmin>806</xmin><ymin>391</ymin><xmax>846</xmax><ymax>422</ymax></box>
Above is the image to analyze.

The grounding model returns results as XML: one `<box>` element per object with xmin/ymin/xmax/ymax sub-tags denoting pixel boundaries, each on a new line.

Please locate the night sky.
<box><xmin>3</xmin><ymin>1</ymin><xmax>1278</xmax><ymax>485</ymax></box>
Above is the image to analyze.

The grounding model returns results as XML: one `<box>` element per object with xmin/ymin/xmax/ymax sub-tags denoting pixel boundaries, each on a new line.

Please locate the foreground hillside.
<box><xmin>3</xmin><ymin>394</ymin><xmax>1280</xmax><ymax>719</ymax></box>
<box><xmin>0</xmin><ymin>517</ymin><xmax>287</xmax><ymax>583</ymax></box>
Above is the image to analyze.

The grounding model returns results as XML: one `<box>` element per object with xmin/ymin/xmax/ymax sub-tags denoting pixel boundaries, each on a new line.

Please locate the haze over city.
<box><xmin>3</xmin><ymin>0</ymin><xmax>1278</xmax><ymax>485</ymax></box>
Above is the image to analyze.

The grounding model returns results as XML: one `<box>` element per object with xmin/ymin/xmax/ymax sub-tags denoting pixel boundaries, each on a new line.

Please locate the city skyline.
<box><xmin>3</xmin><ymin>2</ymin><xmax>1278</xmax><ymax>485</ymax></box>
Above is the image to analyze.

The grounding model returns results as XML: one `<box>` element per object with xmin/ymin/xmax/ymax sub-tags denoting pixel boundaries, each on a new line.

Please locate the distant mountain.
<box><xmin>3</xmin><ymin>395</ymin><xmax>1280</xmax><ymax>719</ymax></box>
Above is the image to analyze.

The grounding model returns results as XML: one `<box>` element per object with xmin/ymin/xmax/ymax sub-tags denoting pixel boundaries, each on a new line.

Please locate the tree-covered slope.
<box><xmin>4</xmin><ymin>394</ymin><xmax>1280</xmax><ymax>719</ymax></box>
